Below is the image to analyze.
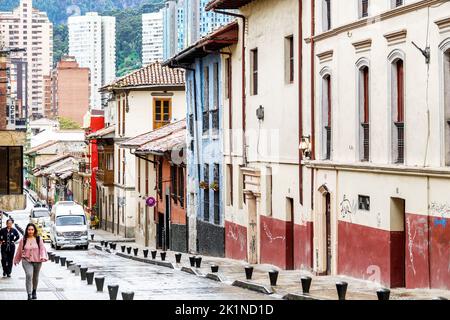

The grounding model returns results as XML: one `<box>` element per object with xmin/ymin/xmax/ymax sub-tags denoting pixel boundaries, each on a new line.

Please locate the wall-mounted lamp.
<box><xmin>299</xmin><ymin>135</ymin><xmax>312</xmax><ymax>159</ymax></box>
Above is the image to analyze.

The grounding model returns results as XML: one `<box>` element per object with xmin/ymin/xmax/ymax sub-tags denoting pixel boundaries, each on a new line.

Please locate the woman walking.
<box><xmin>14</xmin><ymin>223</ymin><xmax>48</xmax><ymax>300</ymax></box>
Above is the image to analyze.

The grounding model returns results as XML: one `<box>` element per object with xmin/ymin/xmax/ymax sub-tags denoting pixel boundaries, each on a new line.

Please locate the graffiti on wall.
<box><xmin>339</xmin><ymin>195</ymin><xmax>357</xmax><ymax>219</ymax></box>
<box><xmin>406</xmin><ymin>217</ymin><xmax>416</xmax><ymax>276</ymax></box>
<box><xmin>227</xmin><ymin>223</ymin><xmax>246</xmax><ymax>253</ymax></box>
<box><xmin>262</xmin><ymin>221</ymin><xmax>286</xmax><ymax>243</ymax></box>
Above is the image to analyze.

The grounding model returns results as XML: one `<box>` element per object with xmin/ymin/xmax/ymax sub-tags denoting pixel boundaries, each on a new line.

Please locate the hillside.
<box><xmin>0</xmin><ymin>0</ymin><xmax>165</xmax><ymax>76</ymax></box>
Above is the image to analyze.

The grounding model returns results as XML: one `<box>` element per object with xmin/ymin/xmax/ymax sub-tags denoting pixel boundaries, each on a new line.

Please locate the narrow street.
<box><xmin>0</xmin><ymin>244</ymin><xmax>275</xmax><ymax>300</ymax></box>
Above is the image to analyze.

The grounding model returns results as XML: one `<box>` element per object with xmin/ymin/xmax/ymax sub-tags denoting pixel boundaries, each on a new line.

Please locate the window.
<box><xmin>122</xmin><ymin>96</ymin><xmax>126</xmax><ymax>136</ymax></box>
<box><xmin>0</xmin><ymin>146</ymin><xmax>23</xmax><ymax>195</ymax></box>
<box><xmin>145</xmin><ymin>160</ymin><xmax>149</xmax><ymax>195</ymax></box>
<box><xmin>137</xmin><ymin>159</ymin><xmax>141</xmax><ymax>193</ymax></box>
<box><xmin>158</xmin><ymin>160</ymin><xmax>163</xmax><ymax>197</ymax></box>
<box><xmin>213</xmin><ymin>62</ymin><xmax>219</xmax><ymax>108</ymax></box>
<box><xmin>117</xmin><ymin>150</ymin><xmax>121</xmax><ymax>185</ymax></box>
<box><xmin>153</xmin><ymin>98</ymin><xmax>171</xmax><ymax>129</ymax></box>
<box><xmin>213</xmin><ymin>164</ymin><xmax>220</xmax><ymax>225</ymax></box>
<box><xmin>226</xmin><ymin>164</ymin><xmax>233</xmax><ymax>206</ymax></box>
<box><xmin>178</xmin><ymin>167</ymin><xmax>185</xmax><ymax>207</ymax></box>
<box><xmin>117</xmin><ymin>99</ymin><xmax>121</xmax><ymax>135</ymax></box>
<box><xmin>171</xmin><ymin>165</ymin><xmax>178</xmax><ymax>203</ymax></box>
<box><xmin>359</xmin><ymin>0</ymin><xmax>369</xmax><ymax>18</ymax></box>
<box><xmin>391</xmin><ymin>0</ymin><xmax>403</xmax><ymax>8</ymax></box>
<box><xmin>203</xmin><ymin>66</ymin><xmax>209</xmax><ymax>110</ymax></box>
<box><xmin>358</xmin><ymin>195</ymin><xmax>370</xmax><ymax>211</ymax></box>
<box><xmin>285</xmin><ymin>36</ymin><xmax>294</xmax><ymax>83</ymax></box>
<box><xmin>391</xmin><ymin>58</ymin><xmax>405</xmax><ymax>164</ymax></box>
<box><xmin>203</xmin><ymin>164</ymin><xmax>210</xmax><ymax>222</ymax></box>
<box><xmin>251</xmin><ymin>49</ymin><xmax>258</xmax><ymax>95</ymax></box>
<box><xmin>225</xmin><ymin>57</ymin><xmax>231</xmax><ymax>99</ymax></box>
<box><xmin>359</xmin><ymin>65</ymin><xmax>370</xmax><ymax>161</ymax></box>
<box><xmin>122</xmin><ymin>149</ymin><xmax>125</xmax><ymax>185</ymax></box>
<box><xmin>444</xmin><ymin>48</ymin><xmax>450</xmax><ymax>166</ymax></box>
<box><xmin>321</xmin><ymin>74</ymin><xmax>332</xmax><ymax>160</ymax></box>
<box><xmin>322</xmin><ymin>0</ymin><xmax>331</xmax><ymax>31</ymax></box>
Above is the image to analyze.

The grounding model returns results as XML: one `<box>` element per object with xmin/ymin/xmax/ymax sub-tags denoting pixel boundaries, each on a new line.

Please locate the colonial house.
<box><xmin>100</xmin><ymin>62</ymin><xmax>186</xmax><ymax>238</ymax></box>
<box><xmin>86</xmin><ymin>126</ymin><xmax>115</xmax><ymax>232</ymax></box>
<box><xmin>205</xmin><ymin>0</ymin><xmax>303</xmax><ymax>267</ymax></box>
<box><xmin>121</xmin><ymin>120</ymin><xmax>187</xmax><ymax>251</ymax></box>
<box><xmin>299</xmin><ymin>0</ymin><xmax>450</xmax><ymax>290</ymax></box>
<box><xmin>164</xmin><ymin>21</ymin><xmax>239</xmax><ymax>257</ymax></box>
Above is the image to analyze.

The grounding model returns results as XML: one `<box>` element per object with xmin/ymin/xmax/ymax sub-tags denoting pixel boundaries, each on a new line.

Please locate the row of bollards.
<box><xmin>49</xmin><ymin>250</ymin><xmax>134</xmax><ymax>300</ymax></box>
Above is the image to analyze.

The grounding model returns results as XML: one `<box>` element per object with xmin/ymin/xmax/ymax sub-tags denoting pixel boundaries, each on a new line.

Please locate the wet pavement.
<box><xmin>0</xmin><ymin>244</ymin><xmax>275</xmax><ymax>300</ymax></box>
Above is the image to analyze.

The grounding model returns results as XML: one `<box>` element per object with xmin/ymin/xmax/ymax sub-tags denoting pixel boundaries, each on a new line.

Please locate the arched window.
<box><xmin>441</xmin><ymin>40</ymin><xmax>450</xmax><ymax>165</ymax></box>
<box><xmin>322</xmin><ymin>0</ymin><xmax>331</xmax><ymax>31</ymax></box>
<box><xmin>388</xmin><ymin>50</ymin><xmax>405</xmax><ymax>164</ymax></box>
<box><xmin>320</xmin><ymin>68</ymin><xmax>332</xmax><ymax>160</ymax></box>
<box><xmin>359</xmin><ymin>65</ymin><xmax>370</xmax><ymax>161</ymax></box>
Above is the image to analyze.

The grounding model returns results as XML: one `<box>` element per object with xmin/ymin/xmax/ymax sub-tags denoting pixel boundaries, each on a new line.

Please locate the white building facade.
<box><xmin>0</xmin><ymin>0</ymin><xmax>53</xmax><ymax>118</ymax></box>
<box><xmin>142</xmin><ymin>11</ymin><xmax>164</xmax><ymax>64</ymax></box>
<box><xmin>68</xmin><ymin>12</ymin><xmax>116</xmax><ymax>110</ymax></box>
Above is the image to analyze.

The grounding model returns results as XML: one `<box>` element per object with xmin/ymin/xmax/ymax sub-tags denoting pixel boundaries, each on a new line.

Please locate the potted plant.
<box><xmin>210</xmin><ymin>181</ymin><xmax>219</xmax><ymax>191</ymax></box>
<box><xmin>199</xmin><ymin>181</ymin><xmax>209</xmax><ymax>189</ymax></box>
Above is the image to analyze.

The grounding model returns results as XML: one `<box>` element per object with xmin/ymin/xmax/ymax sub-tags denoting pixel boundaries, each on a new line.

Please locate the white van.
<box><xmin>50</xmin><ymin>201</ymin><xmax>89</xmax><ymax>250</ymax></box>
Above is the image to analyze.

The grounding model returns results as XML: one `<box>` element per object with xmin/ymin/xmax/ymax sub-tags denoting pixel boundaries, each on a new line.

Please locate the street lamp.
<box><xmin>299</xmin><ymin>135</ymin><xmax>312</xmax><ymax>160</ymax></box>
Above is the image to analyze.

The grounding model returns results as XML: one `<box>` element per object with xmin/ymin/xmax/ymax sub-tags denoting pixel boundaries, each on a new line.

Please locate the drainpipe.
<box><xmin>310</xmin><ymin>0</ymin><xmax>316</xmax><ymax>161</ymax></box>
<box><xmin>212</xmin><ymin>10</ymin><xmax>247</xmax><ymax>165</ymax></box>
<box><xmin>298</xmin><ymin>0</ymin><xmax>304</xmax><ymax>205</ymax></box>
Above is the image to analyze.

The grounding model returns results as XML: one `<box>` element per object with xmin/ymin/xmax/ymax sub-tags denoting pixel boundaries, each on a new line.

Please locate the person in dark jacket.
<box><xmin>0</xmin><ymin>219</ymin><xmax>21</xmax><ymax>277</ymax></box>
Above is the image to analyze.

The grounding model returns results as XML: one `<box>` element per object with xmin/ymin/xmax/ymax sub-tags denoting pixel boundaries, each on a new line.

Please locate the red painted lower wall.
<box><xmin>260</xmin><ymin>215</ymin><xmax>292</xmax><ymax>269</ymax></box>
<box><xmin>294</xmin><ymin>222</ymin><xmax>313</xmax><ymax>270</ymax></box>
<box><xmin>338</xmin><ymin>214</ymin><xmax>450</xmax><ymax>290</ymax></box>
<box><xmin>225</xmin><ymin>220</ymin><xmax>247</xmax><ymax>261</ymax></box>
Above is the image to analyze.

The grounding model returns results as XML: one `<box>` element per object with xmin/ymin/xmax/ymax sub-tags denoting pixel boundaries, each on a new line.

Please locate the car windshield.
<box><xmin>56</xmin><ymin>215</ymin><xmax>86</xmax><ymax>226</ymax></box>
<box><xmin>32</xmin><ymin>210</ymin><xmax>49</xmax><ymax>218</ymax></box>
<box><xmin>10</xmin><ymin>213</ymin><xmax>29</xmax><ymax>220</ymax></box>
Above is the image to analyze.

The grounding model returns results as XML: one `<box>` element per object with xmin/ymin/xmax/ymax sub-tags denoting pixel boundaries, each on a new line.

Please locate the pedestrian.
<box><xmin>0</xmin><ymin>218</ymin><xmax>20</xmax><ymax>277</ymax></box>
<box><xmin>14</xmin><ymin>223</ymin><xmax>48</xmax><ymax>300</ymax></box>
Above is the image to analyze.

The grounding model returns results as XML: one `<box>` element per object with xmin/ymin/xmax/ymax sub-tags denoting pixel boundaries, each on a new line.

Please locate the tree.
<box><xmin>58</xmin><ymin>117</ymin><xmax>81</xmax><ymax>129</ymax></box>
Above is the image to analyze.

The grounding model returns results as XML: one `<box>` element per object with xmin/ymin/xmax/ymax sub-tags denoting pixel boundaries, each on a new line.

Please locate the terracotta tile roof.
<box><xmin>86</xmin><ymin>125</ymin><xmax>115</xmax><ymax>139</ymax></box>
<box><xmin>121</xmin><ymin>119</ymin><xmax>186</xmax><ymax>151</ymax></box>
<box><xmin>205</xmin><ymin>0</ymin><xmax>254</xmax><ymax>10</ymax></box>
<box><xmin>25</xmin><ymin>140</ymin><xmax>58</xmax><ymax>155</ymax></box>
<box><xmin>102</xmin><ymin>62</ymin><xmax>185</xmax><ymax>91</ymax></box>
<box><xmin>35</xmin><ymin>154</ymin><xmax>71</xmax><ymax>169</ymax></box>
<box><xmin>136</xmin><ymin>125</ymin><xmax>186</xmax><ymax>154</ymax></box>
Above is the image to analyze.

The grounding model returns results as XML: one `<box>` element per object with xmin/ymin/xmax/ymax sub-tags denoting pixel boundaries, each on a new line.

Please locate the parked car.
<box><xmin>50</xmin><ymin>201</ymin><xmax>89</xmax><ymax>250</ymax></box>
<box><xmin>30</xmin><ymin>207</ymin><xmax>51</xmax><ymax>242</ymax></box>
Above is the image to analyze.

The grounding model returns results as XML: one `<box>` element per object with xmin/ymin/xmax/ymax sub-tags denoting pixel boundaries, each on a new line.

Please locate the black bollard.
<box><xmin>377</xmin><ymin>288</ymin><xmax>390</xmax><ymax>300</ymax></box>
<box><xmin>95</xmin><ymin>277</ymin><xmax>105</xmax><ymax>292</ymax></box>
<box><xmin>336</xmin><ymin>282</ymin><xmax>348</xmax><ymax>300</ymax></box>
<box><xmin>121</xmin><ymin>245</ymin><xmax>126</xmax><ymax>253</ymax></box>
<box><xmin>143</xmin><ymin>249</ymin><xmax>149</xmax><ymax>258</ymax></box>
<box><xmin>133</xmin><ymin>248</ymin><xmax>138</xmax><ymax>256</ymax></box>
<box><xmin>108</xmin><ymin>285</ymin><xmax>119</xmax><ymax>300</ymax></box>
<box><xmin>54</xmin><ymin>256</ymin><xmax>60</xmax><ymax>264</ymax></box>
<box><xmin>195</xmin><ymin>257</ymin><xmax>202</xmax><ymax>268</ymax></box>
<box><xmin>104</xmin><ymin>241</ymin><xmax>109</xmax><ymax>248</ymax></box>
<box><xmin>127</xmin><ymin>247</ymin><xmax>132</xmax><ymax>254</ymax></box>
<box><xmin>100</xmin><ymin>241</ymin><xmax>105</xmax><ymax>246</ymax></box>
<box><xmin>109</xmin><ymin>242</ymin><xmax>114</xmax><ymax>249</ymax></box>
<box><xmin>189</xmin><ymin>256</ymin><xmax>196</xmax><ymax>267</ymax></box>
<box><xmin>151</xmin><ymin>250</ymin><xmax>157</xmax><ymax>259</ymax></box>
<box><xmin>80</xmin><ymin>267</ymin><xmax>88</xmax><ymax>281</ymax></box>
<box><xmin>245</xmin><ymin>266</ymin><xmax>254</xmax><ymax>280</ymax></box>
<box><xmin>301</xmin><ymin>276</ymin><xmax>312</xmax><ymax>294</ymax></box>
<box><xmin>269</xmin><ymin>270</ymin><xmax>279</xmax><ymax>286</ymax></box>
<box><xmin>49</xmin><ymin>253</ymin><xmax>54</xmax><ymax>262</ymax></box>
<box><xmin>160</xmin><ymin>252</ymin><xmax>167</xmax><ymax>261</ymax></box>
<box><xmin>91</xmin><ymin>234</ymin><xmax>94</xmax><ymax>241</ymax></box>
<box><xmin>112</xmin><ymin>243</ymin><xmax>117</xmax><ymax>250</ymax></box>
<box><xmin>211</xmin><ymin>265</ymin><xmax>219</xmax><ymax>273</ymax></box>
<box><xmin>66</xmin><ymin>260</ymin><xmax>73</xmax><ymax>269</ymax></box>
<box><xmin>122</xmin><ymin>292</ymin><xmax>135</xmax><ymax>300</ymax></box>
<box><xmin>175</xmin><ymin>253</ymin><xmax>182</xmax><ymax>263</ymax></box>
<box><xmin>86</xmin><ymin>271</ymin><xmax>95</xmax><ymax>285</ymax></box>
<box><xmin>60</xmin><ymin>257</ymin><xmax>67</xmax><ymax>267</ymax></box>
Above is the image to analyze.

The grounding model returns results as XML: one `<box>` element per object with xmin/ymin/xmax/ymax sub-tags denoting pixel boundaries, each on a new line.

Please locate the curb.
<box><xmin>94</xmin><ymin>245</ymin><xmax>103</xmax><ymax>251</ymax></box>
<box><xmin>116</xmin><ymin>252</ymin><xmax>174</xmax><ymax>269</ymax></box>
<box><xmin>181</xmin><ymin>267</ymin><xmax>199</xmax><ymax>275</ymax></box>
<box><xmin>232</xmin><ymin>280</ymin><xmax>274</xmax><ymax>295</ymax></box>
<box><xmin>205</xmin><ymin>273</ymin><xmax>223</xmax><ymax>282</ymax></box>
<box><xmin>282</xmin><ymin>293</ymin><xmax>322</xmax><ymax>300</ymax></box>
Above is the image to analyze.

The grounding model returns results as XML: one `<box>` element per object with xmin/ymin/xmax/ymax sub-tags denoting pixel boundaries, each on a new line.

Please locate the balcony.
<box><xmin>96</xmin><ymin>169</ymin><xmax>114</xmax><ymax>186</ymax></box>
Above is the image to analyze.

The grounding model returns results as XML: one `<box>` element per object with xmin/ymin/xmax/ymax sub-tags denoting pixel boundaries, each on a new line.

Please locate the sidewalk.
<box><xmin>92</xmin><ymin>230</ymin><xmax>450</xmax><ymax>300</ymax></box>
<box><xmin>89</xmin><ymin>229</ymin><xmax>135</xmax><ymax>243</ymax></box>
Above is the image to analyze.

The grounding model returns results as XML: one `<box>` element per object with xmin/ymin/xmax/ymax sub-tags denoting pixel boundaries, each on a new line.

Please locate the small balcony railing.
<box><xmin>394</xmin><ymin>122</ymin><xmax>404</xmax><ymax>164</ymax></box>
<box><xmin>361</xmin><ymin>122</ymin><xmax>370</xmax><ymax>161</ymax></box>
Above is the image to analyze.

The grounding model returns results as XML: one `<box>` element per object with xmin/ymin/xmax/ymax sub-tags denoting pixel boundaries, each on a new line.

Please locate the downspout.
<box><xmin>310</xmin><ymin>0</ymin><xmax>316</xmax><ymax>270</ymax></box>
<box><xmin>298</xmin><ymin>0</ymin><xmax>304</xmax><ymax>205</ymax></box>
<box><xmin>212</xmin><ymin>10</ymin><xmax>247</xmax><ymax>165</ymax></box>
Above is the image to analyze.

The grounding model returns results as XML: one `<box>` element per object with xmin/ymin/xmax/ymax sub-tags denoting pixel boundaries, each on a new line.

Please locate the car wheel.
<box><xmin>55</xmin><ymin>245</ymin><xmax>60</xmax><ymax>250</ymax></box>
<box><xmin>50</xmin><ymin>242</ymin><xmax>54</xmax><ymax>249</ymax></box>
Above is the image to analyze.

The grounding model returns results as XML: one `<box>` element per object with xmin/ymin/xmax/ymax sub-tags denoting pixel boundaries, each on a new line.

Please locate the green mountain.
<box><xmin>0</xmin><ymin>0</ymin><xmax>165</xmax><ymax>76</ymax></box>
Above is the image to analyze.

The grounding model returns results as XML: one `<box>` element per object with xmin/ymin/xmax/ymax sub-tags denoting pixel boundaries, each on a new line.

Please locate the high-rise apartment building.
<box><xmin>162</xmin><ymin>0</ymin><xmax>185</xmax><ymax>60</ymax></box>
<box><xmin>142</xmin><ymin>10</ymin><xmax>163</xmax><ymax>64</ymax></box>
<box><xmin>0</xmin><ymin>0</ymin><xmax>53</xmax><ymax>118</ymax></box>
<box><xmin>68</xmin><ymin>12</ymin><xmax>116</xmax><ymax>110</ymax></box>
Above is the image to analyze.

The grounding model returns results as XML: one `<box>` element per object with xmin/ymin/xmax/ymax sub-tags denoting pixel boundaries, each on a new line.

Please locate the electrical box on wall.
<box><xmin>256</xmin><ymin>105</ymin><xmax>264</xmax><ymax>120</ymax></box>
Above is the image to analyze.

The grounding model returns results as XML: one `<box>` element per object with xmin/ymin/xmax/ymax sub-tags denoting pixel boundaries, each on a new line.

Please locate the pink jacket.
<box><xmin>14</xmin><ymin>237</ymin><xmax>48</xmax><ymax>264</ymax></box>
